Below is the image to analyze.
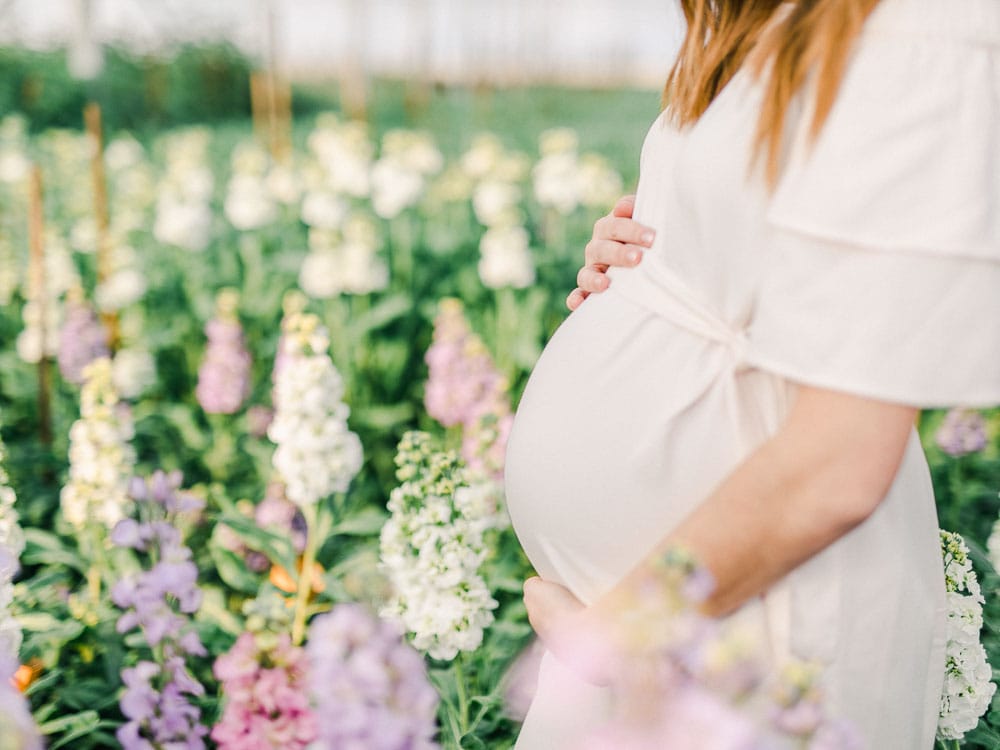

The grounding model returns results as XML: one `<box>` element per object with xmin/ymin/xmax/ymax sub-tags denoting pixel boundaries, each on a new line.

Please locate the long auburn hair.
<box><xmin>663</xmin><ymin>0</ymin><xmax>882</xmax><ymax>189</ymax></box>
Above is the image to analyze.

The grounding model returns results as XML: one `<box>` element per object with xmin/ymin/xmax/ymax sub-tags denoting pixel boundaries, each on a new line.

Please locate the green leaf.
<box><xmin>353</xmin><ymin>293</ymin><xmax>413</xmax><ymax>335</ymax></box>
<box><xmin>209</xmin><ymin>541</ymin><xmax>262</xmax><ymax>594</ymax></box>
<box><xmin>329</xmin><ymin>506</ymin><xmax>389</xmax><ymax>537</ymax></box>
<box><xmin>214</xmin><ymin>512</ymin><xmax>298</xmax><ymax>574</ymax></box>
<box><xmin>21</xmin><ymin>529</ymin><xmax>86</xmax><ymax>574</ymax></box>
<box><xmin>352</xmin><ymin>403</ymin><xmax>415</xmax><ymax>430</ymax></box>
<box><xmin>37</xmin><ymin>709</ymin><xmax>101</xmax><ymax>736</ymax></box>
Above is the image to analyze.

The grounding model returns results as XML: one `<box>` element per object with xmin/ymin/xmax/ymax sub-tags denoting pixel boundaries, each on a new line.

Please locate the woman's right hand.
<box><xmin>567</xmin><ymin>194</ymin><xmax>656</xmax><ymax>311</ymax></box>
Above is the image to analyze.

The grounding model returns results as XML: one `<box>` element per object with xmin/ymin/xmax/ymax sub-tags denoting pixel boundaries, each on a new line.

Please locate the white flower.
<box><xmin>378</xmin><ymin>432</ymin><xmax>501</xmax><ymax>661</ymax></box>
<box><xmin>460</xmin><ymin>133</ymin><xmax>504</xmax><ymax>180</ymax></box>
<box><xmin>578</xmin><ymin>153</ymin><xmax>625</xmax><ymax>209</ymax></box>
<box><xmin>16</xmin><ymin>299</ymin><xmax>61</xmax><ymax>364</ymax></box>
<box><xmin>153</xmin><ymin>196</ymin><xmax>212</xmax><ymax>252</ymax></box>
<box><xmin>937</xmin><ymin>530</ymin><xmax>996</xmax><ymax>741</ymax></box>
<box><xmin>533</xmin><ymin>151</ymin><xmax>582</xmax><ymax>215</ymax></box>
<box><xmin>987</xmin><ymin>511</ymin><xmax>1000</xmax><ymax>574</ymax></box>
<box><xmin>60</xmin><ymin>358</ymin><xmax>136</xmax><ymax>530</ymax></box>
<box><xmin>268</xmin><ymin>313</ymin><xmax>363</xmax><ymax>507</ymax></box>
<box><xmin>370</xmin><ymin>160</ymin><xmax>425</xmax><ymax>220</ymax></box>
<box><xmin>224</xmin><ymin>174</ymin><xmax>277</xmax><ymax>230</ymax></box>
<box><xmin>478</xmin><ymin>225</ymin><xmax>535</xmax><ymax>289</ymax></box>
<box><xmin>301</xmin><ymin>190</ymin><xmax>348</xmax><ymax>229</ymax></box>
<box><xmin>0</xmin><ymin>427</ymin><xmax>24</xmax><ymax>664</ymax></box>
<box><xmin>299</xmin><ymin>242</ymin><xmax>389</xmax><ymax>299</ymax></box>
<box><xmin>96</xmin><ymin>267</ymin><xmax>147</xmax><ymax>312</ymax></box>
<box><xmin>111</xmin><ymin>347</ymin><xmax>157</xmax><ymax>399</ymax></box>
<box><xmin>308</xmin><ymin>116</ymin><xmax>373</xmax><ymax>197</ymax></box>
<box><xmin>472</xmin><ymin>180</ymin><xmax>522</xmax><ymax>227</ymax></box>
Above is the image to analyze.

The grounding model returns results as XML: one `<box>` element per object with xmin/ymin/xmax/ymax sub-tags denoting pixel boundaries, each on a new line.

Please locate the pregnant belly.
<box><xmin>504</xmin><ymin>284</ymin><xmax>741</xmax><ymax>604</ymax></box>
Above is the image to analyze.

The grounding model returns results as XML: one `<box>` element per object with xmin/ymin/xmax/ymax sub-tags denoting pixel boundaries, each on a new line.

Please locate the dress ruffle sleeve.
<box><xmin>745</xmin><ymin>0</ymin><xmax>1000</xmax><ymax>407</ymax></box>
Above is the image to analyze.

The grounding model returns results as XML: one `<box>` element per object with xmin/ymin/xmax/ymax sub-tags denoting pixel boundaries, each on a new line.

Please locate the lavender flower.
<box><xmin>196</xmin><ymin>289</ymin><xmax>252</xmax><ymax>414</ymax></box>
<box><xmin>936</xmin><ymin>409</ymin><xmax>988</xmax><ymax>457</ymax></box>
<box><xmin>214</xmin><ymin>483</ymin><xmax>307</xmax><ymax>574</ymax></box>
<box><xmin>0</xmin><ymin>656</ymin><xmax>42</xmax><ymax>750</ymax></box>
<box><xmin>111</xmin><ymin>470</ymin><xmax>208</xmax><ymax>750</ymax></box>
<box><xmin>307</xmin><ymin>603</ymin><xmax>440</xmax><ymax>750</ymax></box>
<box><xmin>57</xmin><ymin>299</ymin><xmax>110</xmax><ymax>385</ymax></box>
<box><xmin>212</xmin><ymin>592</ymin><xmax>317</xmax><ymax>750</ymax></box>
<box><xmin>424</xmin><ymin>298</ymin><xmax>514</xmax><ymax>480</ymax></box>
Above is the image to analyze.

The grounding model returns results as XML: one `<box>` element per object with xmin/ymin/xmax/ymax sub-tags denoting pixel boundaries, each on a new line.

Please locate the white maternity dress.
<box><xmin>503</xmin><ymin>0</ymin><xmax>1000</xmax><ymax>747</ymax></box>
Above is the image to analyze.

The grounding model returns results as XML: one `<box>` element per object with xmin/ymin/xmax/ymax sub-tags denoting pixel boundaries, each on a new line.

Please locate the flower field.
<box><xmin>0</xmin><ymin>78</ymin><xmax>998</xmax><ymax>749</ymax></box>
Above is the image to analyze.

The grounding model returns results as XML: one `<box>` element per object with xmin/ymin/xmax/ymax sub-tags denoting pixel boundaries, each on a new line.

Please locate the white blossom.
<box><xmin>379</xmin><ymin>432</ymin><xmax>501</xmax><ymax>661</ymax></box>
<box><xmin>478</xmin><ymin>225</ymin><xmax>535</xmax><ymax>289</ymax></box>
<box><xmin>60</xmin><ymin>358</ymin><xmax>136</xmax><ymax>530</ymax></box>
<box><xmin>307</xmin><ymin>114</ymin><xmax>373</xmax><ymax>198</ymax></box>
<box><xmin>0</xmin><ymin>421</ymin><xmax>24</xmax><ymax>664</ymax></box>
<box><xmin>987</xmin><ymin>510</ymin><xmax>1000</xmax><ymax>574</ymax></box>
<box><xmin>268</xmin><ymin>313</ymin><xmax>363</xmax><ymax>507</ymax></box>
<box><xmin>224</xmin><ymin>174</ymin><xmax>277</xmax><ymax>230</ymax></box>
<box><xmin>937</xmin><ymin>530</ymin><xmax>996</xmax><ymax>741</ymax></box>
<box><xmin>301</xmin><ymin>190</ymin><xmax>348</xmax><ymax>229</ymax></box>
<box><xmin>111</xmin><ymin>347</ymin><xmax>157</xmax><ymax>399</ymax></box>
<box><xmin>153</xmin><ymin>129</ymin><xmax>215</xmax><ymax>251</ymax></box>
<box><xmin>472</xmin><ymin>180</ymin><xmax>522</xmax><ymax>227</ymax></box>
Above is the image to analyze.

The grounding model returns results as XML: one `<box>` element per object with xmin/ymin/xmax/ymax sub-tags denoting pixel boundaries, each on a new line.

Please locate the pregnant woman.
<box><xmin>503</xmin><ymin>0</ymin><xmax>1000</xmax><ymax>747</ymax></box>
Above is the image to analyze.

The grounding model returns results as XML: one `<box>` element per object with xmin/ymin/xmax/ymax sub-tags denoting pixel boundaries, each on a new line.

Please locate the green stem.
<box><xmin>947</xmin><ymin>458</ymin><xmax>964</xmax><ymax>530</ymax></box>
<box><xmin>291</xmin><ymin>503</ymin><xmax>319</xmax><ymax>646</ymax></box>
<box><xmin>453</xmin><ymin>652</ymin><xmax>470</xmax><ymax>741</ymax></box>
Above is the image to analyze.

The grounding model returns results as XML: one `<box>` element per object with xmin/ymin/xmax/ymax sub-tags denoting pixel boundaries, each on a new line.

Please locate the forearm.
<box><xmin>596</xmin><ymin>389</ymin><xmax>916</xmax><ymax>618</ymax></box>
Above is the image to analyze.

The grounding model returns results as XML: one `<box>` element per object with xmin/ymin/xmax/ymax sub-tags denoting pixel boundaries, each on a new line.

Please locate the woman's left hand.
<box><xmin>523</xmin><ymin>577</ymin><xmax>615</xmax><ymax>685</ymax></box>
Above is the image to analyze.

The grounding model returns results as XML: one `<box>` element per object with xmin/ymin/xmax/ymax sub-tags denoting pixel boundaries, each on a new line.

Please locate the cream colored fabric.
<box><xmin>504</xmin><ymin>0</ymin><xmax>1000</xmax><ymax>746</ymax></box>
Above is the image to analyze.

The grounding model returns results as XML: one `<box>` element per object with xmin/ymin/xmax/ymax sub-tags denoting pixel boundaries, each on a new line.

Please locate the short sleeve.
<box><xmin>745</xmin><ymin>0</ymin><xmax>1000</xmax><ymax>408</ymax></box>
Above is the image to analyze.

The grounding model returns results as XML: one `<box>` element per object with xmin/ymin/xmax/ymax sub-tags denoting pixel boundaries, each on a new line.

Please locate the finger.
<box><xmin>585</xmin><ymin>238</ymin><xmax>645</xmax><ymax>269</ymax></box>
<box><xmin>611</xmin><ymin>194</ymin><xmax>637</xmax><ymax>218</ymax></box>
<box><xmin>577</xmin><ymin>265</ymin><xmax>611</xmax><ymax>294</ymax></box>
<box><xmin>566</xmin><ymin>288</ymin><xmax>588</xmax><ymax>311</ymax></box>
<box><xmin>593</xmin><ymin>215</ymin><xmax>655</xmax><ymax>247</ymax></box>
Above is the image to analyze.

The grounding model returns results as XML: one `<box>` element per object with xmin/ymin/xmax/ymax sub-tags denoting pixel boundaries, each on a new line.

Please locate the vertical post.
<box><xmin>340</xmin><ymin>0</ymin><xmax>369</xmax><ymax>120</ymax></box>
<box><xmin>84</xmin><ymin>102</ymin><xmax>118</xmax><ymax>351</ymax></box>
<box><xmin>28</xmin><ymin>165</ymin><xmax>52</xmax><ymax>448</ymax></box>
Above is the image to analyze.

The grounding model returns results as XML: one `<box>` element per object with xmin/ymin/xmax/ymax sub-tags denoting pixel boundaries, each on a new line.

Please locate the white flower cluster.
<box><xmin>532</xmin><ymin>127</ymin><xmax>624</xmax><ymax>215</ymax></box>
<box><xmin>94</xmin><ymin>241</ymin><xmax>147</xmax><ymax>314</ymax></box>
<box><xmin>268</xmin><ymin>313</ymin><xmax>363</xmax><ymax>507</ymax></box>
<box><xmin>299</xmin><ymin>213</ymin><xmax>389</xmax><ymax>299</ymax></box>
<box><xmin>478</xmin><ymin>224</ymin><xmax>535</xmax><ymax>290</ymax></box>
<box><xmin>937</xmin><ymin>529</ymin><xmax>996</xmax><ymax>741</ymax></box>
<box><xmin>371</xmin><ymin>129</ymin><xmax>443</xmax><ymax>219</ymax></box>
<box><xmin>379</xmin><ymin>431</ymin><xmax>501</xmax><ymax>661</ymax></box>
<box><xmin>0</xmin><ymin>423</ymin><xmax>24</xmax><ymax>664</ymax></box>
<box><xmin>307</xmin><ymin>113</ymin><xmax>373</xmax><ymax>199</ymax></box>
<box><xmin>16</xmin><ymin>231</ymin><xmax>80</xmax><ymax>364</ymax></box>
<box><xmin>987</xmin><ymin>504</ymin><xmax>1000</xmax><ymax>574</ymax></box>
<box><xmin>0</xmin><ymin>114</ymin><xmax>31</xmax><ymax>184</ymax></box>
<box><xmin>153</xmin><ymin>128</ymin><xmax>215</xmax><ymax>251</ymax></box>
<box><xmin>224</xmin><ymin>140</ymin><xmax>280</xmax><ymax>231</ymax></box>
<box><xmin>60</xmin><ymin>357</ymin><xmax>136</xmax><ymax>530</ymax></box>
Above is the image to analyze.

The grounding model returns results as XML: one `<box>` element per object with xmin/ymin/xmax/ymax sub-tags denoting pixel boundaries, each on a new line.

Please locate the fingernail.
<box><xmin>626</xmin><ymin>250</ymin><xmax>640</xmax><ymax>264</ymax></box>
<box><xmin>641</xmin><ymin>231</ymin><xmax>655</xmax><ymax>246</ymax></box>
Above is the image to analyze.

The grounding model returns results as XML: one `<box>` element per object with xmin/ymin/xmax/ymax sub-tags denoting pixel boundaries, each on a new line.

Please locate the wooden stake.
<box><xmin>250</xmin><ymin>70</ymin><xmax>267</xmax><ymax>143</ymax></box>
<box><xmin>28</xmin><ymin>165</ymin><xmax>52</xmax><ymax>448</ymax></box>
<box><xmin>84</xmin><ymin>102</ymin><xmax>119</xmax><ymax>350</ymax></box>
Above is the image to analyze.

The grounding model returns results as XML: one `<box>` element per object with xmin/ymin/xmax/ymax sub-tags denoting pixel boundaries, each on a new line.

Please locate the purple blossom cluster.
<box><xmin>110</xmin><ymin>470</ymin><xmax>209</xmax><ymax>750</ymax></box>
<box><xmin>306</xmin><ymin>603</ymin><xmax>440</xmax><ymax>750</ymax></box>
<box><xmin>212</xmin><ymin>631</ymin><xmax>317</xmax><ymax>749</ymax></box>
<box><xmin>57</xmin><ymin>300</ymin><xmax>109</xmax><ymax>385</ymax></box>
<box><xmin>424</xmin><ymin>298</ymin><xmax>513</xmax><ymax>478</ymax></box>
<box><xmin>936</xmin><ymin>408</ymin><xmax>988</xmax><ymax>457</ymax></box>
<box><xmin>196</xmin><ymin>312</ymin><xmax>252</xmax><ymax>415</ymax></box>
<box><xmin>215</xmin><ymin>482</ymin><xmax>307</xmax><ymax>573</ymax></box>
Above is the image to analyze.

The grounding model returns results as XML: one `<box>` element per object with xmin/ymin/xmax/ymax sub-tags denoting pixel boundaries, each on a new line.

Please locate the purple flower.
<box><xmin>307</xmin><ymin>603</ymin><xmax>440</xmax><ymax>750</ymax></box>
<box><xmin>936</xmin><ymin>408</ymin><xmax>988</xmax><ymax>457</ymax></box>
<box><xmin>58</xmin><ymin>300</ymin><xmax>110</xmax><ymax>385</ymax></box>
<box><xmin>424</xmin><ymin>299</ymin><xmax>513</xmax><ymax>478</ymax></box>
<box><xmin>0</xmin><ymin>657</ymin><xmax>42</xmax><ymax>750</ymax></box>
<box><xmin>196</xmin><ymin>316</ymin><xmax>252</xmax><ymax>415</ymax></box>
<box><xmin>112</xmin><ymin>471</ymin><xmax>208</xmax><ymax>749</ymax></box>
